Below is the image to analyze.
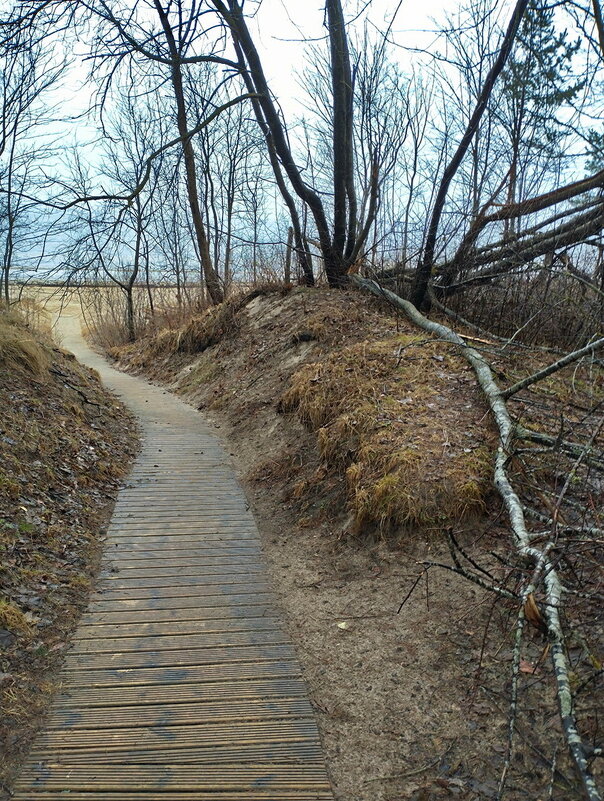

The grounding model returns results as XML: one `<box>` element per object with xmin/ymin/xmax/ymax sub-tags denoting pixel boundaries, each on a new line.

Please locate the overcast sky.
<box><xmin>252</xmin><ymin>0</ymin><xmax>451</xmax><ymax>115</ymax></box>
<box><xmin>48</xmin><ymin>0</ymin><xmax>456</xmax><ymax>157</ymax></box>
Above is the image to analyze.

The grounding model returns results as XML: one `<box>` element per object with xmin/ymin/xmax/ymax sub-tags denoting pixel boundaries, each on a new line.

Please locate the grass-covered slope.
<box><xmin>0</xmin><ymin>309</ymin><xmax>137</xmax><ymax>797</ymax></box>
<box><xmin>112</xmin><ymin>286</ymin><xmax>495</xmax><ymax>535</ymax></box>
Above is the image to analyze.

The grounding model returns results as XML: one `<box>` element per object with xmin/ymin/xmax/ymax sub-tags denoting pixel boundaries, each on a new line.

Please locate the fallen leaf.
<box><xmin>519</xmin><ymin>659</ymin><xmax>540</xmax><ymax>675</ymax></box>
<box><xmin>524</xmin><ymin>593</ymin><xmax>546</xmax><ymax>633</ymax></box>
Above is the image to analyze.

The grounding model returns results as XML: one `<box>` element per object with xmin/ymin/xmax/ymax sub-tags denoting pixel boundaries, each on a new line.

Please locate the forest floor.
<box><xmin>108</xmin><ymin>286</ymin><xmax>604</xmax><ymax>801</ymax></box>
<box><xmin>0</xmin><ymin>309</ymin><xmax>138</xmax><ymax>799</ymax></box>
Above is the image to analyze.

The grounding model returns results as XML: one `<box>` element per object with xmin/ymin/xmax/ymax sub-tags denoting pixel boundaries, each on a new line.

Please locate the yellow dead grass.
<box><xmin>114</xmin><ymin>294</ymin><xmax>238</xmax><ymax>362</ymax></box>
<box><xmin>14</xmin><ymin>297</ymin><xmax>53</xmax><ymax>338</ymax></box>
<box><xmin>0</xmin><ymin>600</ymin><xmax>34</xmax><ymax>637</ymax></box>
<box><xmin>112</xmin><ymin>286</ymin><xmax>290</xmax><ymax>367</ymax></box>
<box><xmin>0</xmin><ymin>311</ymin><xmax>49</xmax><ymax>375</ymax></box>
<box><xmin>280</xmin><ymin>335</ymin><xmax>494</xmax><ymax>532</ymax></box>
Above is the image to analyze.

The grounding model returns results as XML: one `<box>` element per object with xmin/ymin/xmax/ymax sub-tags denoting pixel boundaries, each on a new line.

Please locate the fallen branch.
<box><xmin>515</xmin><ymin>426</ymin><xmax>604</xmax><ymax>473</ymax></box>
<box><xmin>351</xmin><ymin>274</ymin><xmax>602</xmax><ymax>801</ymax></box>
<box><xmin>427</xmin><ymin>288</ymin><xmax>507</xmax><ymax>344</ymax></box>
<box><xmin>502</xmin><ymin>337</ymin><xmax>604</xmax><ymax>400</ymax></box>
<box><xmin>550</xmin><ymin>417</ymin><xmax>604</xmax><ymax>531</ymax></box>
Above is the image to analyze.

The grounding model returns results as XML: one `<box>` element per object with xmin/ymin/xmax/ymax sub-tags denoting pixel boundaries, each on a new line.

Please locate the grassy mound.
<box><xmin>0</xmin><ymin>307</ymin><xmax>137</xmax><ymax>795</ymax></box>
<box><xmin>280</xmin><ymin>334</ymin><xmax>494</xmax><ymax>532</ymax></box>
<box><xmin>104</xmin><ymin>286</ymin><xmax>495</xmax><ymax>534</ymax></box>
<box><xmin>111</xmin><ymin>286</ymin><xmax>289</xmax><ymax>367</ymax></box>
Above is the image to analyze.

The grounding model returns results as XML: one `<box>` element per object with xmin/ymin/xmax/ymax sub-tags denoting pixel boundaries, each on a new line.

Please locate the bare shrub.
<box><xmin>445</xmin><ymin>263</ymin><xmax>603</xmax><ymax>349</ymax></box>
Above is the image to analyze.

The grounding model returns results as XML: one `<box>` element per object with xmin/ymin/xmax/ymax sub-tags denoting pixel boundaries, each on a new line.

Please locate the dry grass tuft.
<box><xmin>113</xmin><ymin>285</ymin><xmax>290</xmax><ymax>366</ymax></box>
<box><xmin>0</xmin><ymin>311</ymin><xmax>49</xmax><ymax>375</ymax></box>
<box><xmin>291</xmin><ymin>317</ymin><xmax>329</xmax><ymax>344</ymax></box>
<box><xmin>0</xmin><ymin>600</ymin><xmax>34</xmax><ymax>637</ymax></box>
<box><xmin>13</xmin><ymin>297</ymin><xmax>53</xmax><ymax>338</ymax></box>
<box><xmin>280</xmin><ymin>334</ymin><xmax>494</xmax><ymax>532</ymax></box>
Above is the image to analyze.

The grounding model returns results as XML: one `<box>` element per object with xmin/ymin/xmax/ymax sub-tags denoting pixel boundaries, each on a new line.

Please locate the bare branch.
<box><xmin>502</xmin><ymin>337</ymin><xmax>604</xmax><ymax>400</ymax></box>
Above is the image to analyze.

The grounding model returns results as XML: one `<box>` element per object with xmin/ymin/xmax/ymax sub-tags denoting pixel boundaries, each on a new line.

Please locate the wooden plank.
<box><xmin>12</xmin><ymin>792</ymin><xmax>333</xmax><ymax>800</ymax></box>
<box><xmin>57</xmin><ymin>678</ymin><xmax>309</xmax><ymax>708</ymax></box>
<box><xmin>21</xmin><ymin>740</ymin><xmax>323</xmax><ymax>765</ymax></box>
<box><xmin>75</xmin><ymin>616</ymin><xmax>282</xmax><ymax>640</ymax></box>
<box><xmin>90</xmin><ymin>580</ymin><xmax>272</xmax><ymax>601</ymax></box>
<box><xmin>86</xmin><ymin>592</ymin><xmax>277</xmax><ymax>615</ymax></box>
<box><xmin>11</xmin><ymin>316</ymin><xmax>332</xmax><ymax>801</ymax></box>
<box><xmin>30</xmin><ymin>719</ymin><xmax>320</xmax><ymax>752</ymax></box>
<box><xmin>81</xmin><ymin>601</ymin><xmax>278</xmax><ymax>625</ymax></box>
<box><xmin>104</xmin><ymin>536</ymin><xmax>260</xmax><ymax>549</ymax></box>
<box><xmin>108</xmin><ymin>533</ymin><xmax>254</xmax><ymax>542</ymax></box>
<box><xmin>98</xmin><ymin>564</ymin><xmax>264</xmax><ymax>583</ymax></box>
<box><xmin>59</xmin><ymin>659</ymin><xmax>301</xmax><ymax>689</ymax></box>
<box><xmin>62</xmin><ymin>643</ymin><xmax>296</xmax><ymax>670</ymax></box>
<box><xmin>104</xmin><ymin>554</ymin><xmax>262</xmax><ymax>568</ymax></box>
<box><xmin>69</xmin><ymin>628</ymin><xmax>288</xmax><ymax>654</ymax></box>
<box><xmin>47</xmin><ymin>697</ymin><xmax>314</xmax><ymax>730</ymax></box>
<box><xmin>15</xmin><ymin>763</ymin><xmax>331</xmax><ymax>790</ymax></box>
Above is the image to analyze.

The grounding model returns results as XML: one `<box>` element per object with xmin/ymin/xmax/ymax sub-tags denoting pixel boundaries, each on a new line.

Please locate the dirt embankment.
<box><xmin>0</xmin><ymin>310</ymin><xmax>138</xmax><ymax>797</ymax></box>
<box><xmin>111</xmin><ymin>287</ymin><xmax>601</xmax><ymax>801</ymax></box>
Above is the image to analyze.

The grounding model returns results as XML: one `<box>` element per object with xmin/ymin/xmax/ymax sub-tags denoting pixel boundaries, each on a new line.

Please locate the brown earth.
<box><xmin>110</xmin><ymin>286</ymin><xmax>604</xmax><ymax>801</ymax></box>
<box><xmin>0</xmin><ymin>310</ymin><xmax>138</xmax><ymax>798</ymax></box>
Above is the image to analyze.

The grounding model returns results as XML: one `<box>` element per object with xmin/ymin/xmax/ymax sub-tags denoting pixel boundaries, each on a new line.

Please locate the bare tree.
<box><xmin>3</xmin><ymin>0</ymin><xmax>253</xmax><ymax>303</ymax></box>
<box><xmin>0</xmin><ymin>33</ymin><xmax>65</xmax><ymax>306</ymax></box>
<box><xmin>212</xmin><ymin>0</ymin><xmax>380</xmax><ymax>287</ymax></box>
<box><xmin>63</xmin><ymin>89</ymin><xmax>165</xmax><ymax>340</ymax></box>
<box><xmin>150</xmin><ymin>1</ymin><xmax>224</xmax><ymax>303</ymax></box>
<box><xmin>410</xmin><ymin>0</ymin><xmax>530</xmax><ymax>308</ymax></box>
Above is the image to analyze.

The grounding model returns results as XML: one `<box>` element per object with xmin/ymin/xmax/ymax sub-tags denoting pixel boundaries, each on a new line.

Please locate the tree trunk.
<box><xmin>410</xmin><ymin>0</ymin><xmax>529</xmax><ymax>309</ymax></box>
<box><xmin>214</xmin><ymin>1</ymin><xmax>336</xmax><ymax>283</ymax></box>
<box><xmin>154</xmin><ymin>1</ymin><xmax>224</xmax><ymax>305</ymax></box>
<box><xmin>327</xmin><ymin>0</ymin><xmax>352</xmax><ymax>261</ymax></box>
<box><xmin>285</xmin><ymin>226</ymin><xmax>293</xmax><ymax>284</ymax></box>
<box><xmin>228</xmin><ymin>33</ymin><xmax>315</xmax><ymax>286</ymax></box>
<box><xmin>2</xmin><ymin>216</ymin><xmax>13</xmax><ymax>308</ymax></box>
<box><xmin>144</xmin><ymin>243</ymin><xmax>154</xmax><ymax>317</ymax></box>
<box><xmin>125</xmin><ymin>287</ymin><xmax>135</xmax><ymax>343</ymax></box>
<box><xmin>125</xmin><ymin>204</ymin><xmax>143</xmax><ymax>343</ymax></box>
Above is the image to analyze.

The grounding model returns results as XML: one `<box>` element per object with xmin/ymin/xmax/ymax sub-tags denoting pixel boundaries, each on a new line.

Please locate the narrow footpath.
<box><xmin>12</xmin><ymin>310</ymin><xmax>333</xmax><ymax>800</ymax></box>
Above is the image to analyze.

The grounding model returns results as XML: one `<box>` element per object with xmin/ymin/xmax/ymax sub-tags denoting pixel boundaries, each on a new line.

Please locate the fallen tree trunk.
<box><xmin>351</xmin><ymin>274</ymin><xmax>602</xmax><ymax>801</ymax></box>
<box><xmin>438</xmin><ymin>204</ymin><xmax>604</xmax><ymax>296</ymax></box>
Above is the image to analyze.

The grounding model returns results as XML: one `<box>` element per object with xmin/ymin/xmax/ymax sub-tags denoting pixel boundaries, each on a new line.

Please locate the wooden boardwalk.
<box><xmin>12</xmin><ymin>312</ymin><xmax>332</xmax><ymax>800</ymax></box>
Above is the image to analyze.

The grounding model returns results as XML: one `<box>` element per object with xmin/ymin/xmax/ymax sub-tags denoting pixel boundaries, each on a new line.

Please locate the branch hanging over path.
<box><xmin>351</xmin><ymin>274</ymin><xmax>602</xmax><ymax>801</ymax></box>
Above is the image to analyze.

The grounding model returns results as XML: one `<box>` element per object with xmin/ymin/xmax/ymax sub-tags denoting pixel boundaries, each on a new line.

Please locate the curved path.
<box><xmin>13</xmin><ymin>310</ymin><xmax>332</xmax><ymax>800</ymax></box>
